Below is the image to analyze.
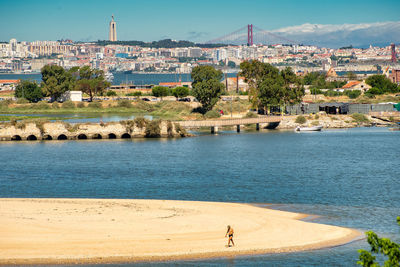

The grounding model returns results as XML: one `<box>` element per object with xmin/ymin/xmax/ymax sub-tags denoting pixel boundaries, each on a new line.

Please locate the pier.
<box><xmin>175</xmin><ymin>116</ymin><xmax>281</xmax><ymax>133</ymax></box>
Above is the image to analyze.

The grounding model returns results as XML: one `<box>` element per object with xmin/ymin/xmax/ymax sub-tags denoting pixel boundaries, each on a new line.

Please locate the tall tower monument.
<box><xmin>109</xmin><ymin>15</ymin><xmax>117</xmax><ymax>42</ymax></box>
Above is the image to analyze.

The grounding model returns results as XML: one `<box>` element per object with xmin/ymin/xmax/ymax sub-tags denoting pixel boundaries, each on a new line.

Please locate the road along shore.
<box><xmin>0</xmin><ymin>198</ymin><xmax>361</xmax><ymax>265</ymax></box>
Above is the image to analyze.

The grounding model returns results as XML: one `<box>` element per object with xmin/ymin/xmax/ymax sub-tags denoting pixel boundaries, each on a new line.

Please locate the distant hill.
<box><xmin>92</xmin><ymin>39</ymin><xmax>227</xmax><ymax>48</ymax></box>
<box><xmin>271</xmin><ymin>21</ymin><xmax>400</xmax><ymax>48</ymax></box>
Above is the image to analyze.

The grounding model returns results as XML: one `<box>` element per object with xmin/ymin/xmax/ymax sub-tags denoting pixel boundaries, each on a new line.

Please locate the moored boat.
<box><xmin>295</xmin><ymin>125</ymin><xmax>323</xmax><ymax>132</ymax></box>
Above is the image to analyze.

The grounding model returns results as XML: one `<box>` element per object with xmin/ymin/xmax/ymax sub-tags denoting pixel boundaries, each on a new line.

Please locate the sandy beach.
<box><xmin>0</xmin><ymin>198</ymin><xmax>361</xmax><ymax>265</ymax></box>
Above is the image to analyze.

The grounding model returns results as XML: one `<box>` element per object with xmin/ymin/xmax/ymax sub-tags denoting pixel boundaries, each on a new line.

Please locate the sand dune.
<box><xmin>0</xmin><ymin>198</ymin><xmax>361</xmax><ymax>265</ymax></box>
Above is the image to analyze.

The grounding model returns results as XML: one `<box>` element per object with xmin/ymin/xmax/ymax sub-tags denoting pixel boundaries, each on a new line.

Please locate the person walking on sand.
<box><xmin>225</xmin><ymin>225</ymin><xmax>234</xmax><ymax>247</ymax></box>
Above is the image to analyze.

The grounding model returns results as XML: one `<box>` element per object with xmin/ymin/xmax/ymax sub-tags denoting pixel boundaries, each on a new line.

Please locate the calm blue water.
<box><xmin>1</xmin><ymin>127</ymin><xmax>399</xmax><ymax>266</ymax></box>
<box><xmin>0</xmin><ymin>73</ymin><xmax>238</xmax><ymax>85</ymax></box>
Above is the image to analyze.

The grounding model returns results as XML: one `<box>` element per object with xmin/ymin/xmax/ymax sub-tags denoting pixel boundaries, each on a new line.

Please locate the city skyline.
<box><xmin>1</xmin><ymin>0</ymin><xmax>400</xmax><ymax>46</ymax></box>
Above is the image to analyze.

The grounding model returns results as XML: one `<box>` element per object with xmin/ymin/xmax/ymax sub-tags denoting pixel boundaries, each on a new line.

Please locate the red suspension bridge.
<box><xmin>205</xmin><ymin>24</ymin><xmax>298</xmax><ymax>46</ymax></box>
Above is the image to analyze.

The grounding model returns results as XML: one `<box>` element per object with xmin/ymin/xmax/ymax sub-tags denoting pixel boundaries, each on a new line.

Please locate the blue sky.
<box><xmin>0</xmin><ymin>0</ymin><xmax>399</xmax><ymax>42</ymax></box>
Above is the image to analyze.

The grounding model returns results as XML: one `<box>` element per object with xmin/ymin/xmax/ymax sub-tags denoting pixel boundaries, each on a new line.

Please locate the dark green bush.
<box><xmin>126</xmin><ymin>91</ymin><xmax>142</xmax><ymax>96</ymax></box>
<box><xmin>344</xmin><ymin>90</ymin><xmax>362</xmax><ymax>99</ymax></box>
<box><xmin>106</xmin><ymin>90</ymin><xmax>117</xmax><ymax>96</ymax></box>
<box><xmin>366</xmin><ymin>87</ymin><xmax>384</xmax><ymax>95</ymax></box>
<box><xmin>310</xmin><ymin>88</ymin><xmax>323</xmax><ymax>94</ymax></box>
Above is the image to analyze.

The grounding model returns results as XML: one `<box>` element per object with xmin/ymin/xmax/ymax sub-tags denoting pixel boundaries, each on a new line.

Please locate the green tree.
<box><xmin>240</xmin><ymin>61</ymin><xmax>304</xmax><ymax>113</ymax></box>
<box><xmin>366</xmin><ymin>75</ymin><xmax>399</xmax><ymax>94</ymax></box>
<box><xmin>14</xmin><ymin>80</ymin><xmax>43</xmax><ymax>103</ymax></box>
<box><xmin>152</xmin><ymin>86</ymin><xmax>169</xmax><ymax>99</ymax></box>
<box><xmin>239</xmin><ymin>60</ymin><xmax>271</xmax><ymax>108</ymax></box>
<box><xmin>357</xmin><ymin>217</ymin><xmax>400</xmax><ymax>267</ymax></box>
<box><xmin>303</xmin><ymin>72</ymin><xmax>324</xmax><ymax>86</ymax></box>
<box><xmin>75</xmin><ymin>66</ymin><xmax>110</xmax><ymax>102</ymax></box>
<box><xmin>41</xmin><ymin>65</ymin><xmax>76</xmax><ymax>101</ymax></box>
<box><xmin>172</xmin><ymin>86</ymin><xmax>189</xmax><ymax>99</ymax></box>
<box><xmin>191</xmin><ymin>66</ymin><xmax>225</xmax><ymax>113</ymax></box>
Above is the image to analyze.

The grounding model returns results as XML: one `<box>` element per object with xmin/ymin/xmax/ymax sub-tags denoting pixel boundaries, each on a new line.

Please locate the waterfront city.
<box><xmin>0</xmin><ymin>0</ymin><xmax>400</xmax><ymax>266</ymax></box>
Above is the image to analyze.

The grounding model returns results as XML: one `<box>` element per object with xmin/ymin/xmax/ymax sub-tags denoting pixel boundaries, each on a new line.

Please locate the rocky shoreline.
<box><xmin>276</xmin><ymin>113</ymin><xmax>394</xmax><ymax>130</ymax></box>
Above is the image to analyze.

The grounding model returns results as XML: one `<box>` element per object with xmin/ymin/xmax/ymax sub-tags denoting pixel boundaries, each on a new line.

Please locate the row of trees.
<box><xmin>303</xmin><ymin>72</ymin><xmax>347</xmax><ymax>90</ymax></box>
<box><xmin>189</xmin><ymin>62</ymin><xmax>305</xmax><ymax>114</ymax></box>
<box><xmin>151</xmin><ymin>86</ymin><xmax>190</xmax><ymax>100</ymax></box>
<box><xmin>15</xmin><ymin>65</ymin><xmax>110</xmax><ymax>102</ymax></box>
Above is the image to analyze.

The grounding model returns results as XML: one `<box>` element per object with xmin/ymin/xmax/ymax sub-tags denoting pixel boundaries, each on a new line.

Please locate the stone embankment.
<box><xmin>0</xmin><ymin>119</ymin><xmax>187</xmax><ymax>141</ymax></box>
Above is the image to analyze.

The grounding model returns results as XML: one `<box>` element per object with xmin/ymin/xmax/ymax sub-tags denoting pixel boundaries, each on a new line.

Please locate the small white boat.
<box><xmin>295</xmin><ymin>125</ymin><xmax>323</xmax><ymax>132</ymax></box>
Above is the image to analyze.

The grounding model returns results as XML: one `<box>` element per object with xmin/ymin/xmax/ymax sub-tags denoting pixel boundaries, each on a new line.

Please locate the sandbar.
<box><xmin>0</xmin><ymin>198</ymin><xmax>361</xmax><ymax>265</ymax></box>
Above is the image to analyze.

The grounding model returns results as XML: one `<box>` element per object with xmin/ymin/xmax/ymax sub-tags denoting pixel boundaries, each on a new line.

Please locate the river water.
<box><xmin>0</xmin><ymin>127</ymin><xmax>399</xmax><ymax>266</ymax></box>
<box><xmin>0</xmin><ymin>72</ymin><xmax>238</xmax><ymax>86</ymax></box>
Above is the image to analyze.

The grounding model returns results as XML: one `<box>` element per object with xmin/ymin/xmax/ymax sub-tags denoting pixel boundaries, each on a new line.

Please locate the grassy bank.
<box><xmin>0</xmin><ymin>100</ymin><xmax>206</xmax><ymax>120</ymax></box>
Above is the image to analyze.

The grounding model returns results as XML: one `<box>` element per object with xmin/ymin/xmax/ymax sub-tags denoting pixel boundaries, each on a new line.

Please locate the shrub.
<box><xmin>134</xmin><ymin>116</ymin><xmax>148</xmax><ymax>128</ymax></box>
<box><xmin>76</xmin><ymin>102</ymin><xmax>85</xmax><ymax>108</ymax></box>
<box><xmin>62</xmin><ymin>101</ymin><xmax>75</xmax><ymax>109</ymax></box>
<box><xmin>244</xmin><ymin>111</ymin><xmax>258</xmax><ymax>118</ymax></box>
<box><xmin>167</xmin><ymin>120</ymin><xmax>173</xmax><ymax>137</ymax></box>
<box><xmin>205</xmin><ymin>110</ymin><xmax>221</xmax><ymax>119</ymax></box>
<box><xmin>152</xmin><ymin>86</ymin><xmax>169</xmax><ymax>98</ymax></box>
<box><xmin>0</xmin><ymin>99</ymin><xmax>14</xmax><ymax>109</ymax></box>
<box><xmin>117</xmin><ymin>99</ymin><xmax>133</xmax><ymax>108</ymax></box>
<box><xmin>310</xmin><ymin>88</ymin><xmax>323</xmax><ymax>95</ymax></box>
<box><xmin>295</xmin><ymin>115</ymin><xmax>307</xmax><ymax>124</ymax></box>
<box><xmin>366</xmin><ymin>87</ymin><xmax>383</xmax><ymax>95</ymax></box>
<box><xmin>31</xmin><ymin>102</ymin><xmax>50</xmax><ymax>110</ymax></box>
<box><xmin>121</xmin><ymin>120</ymin><xmax>136</xmax><ymax>133</ymax></box>
<box><xmin>135</xmin><ymin>100</ymin><xmax>154</xmax><ymax>112</ymax></box>
<box><xmin>16</xmin><ymin>98</ymin><xmax>29</xmax><ymax>104</ymax></box>
<box><xmin>172</xmin><ymin>86</ymin><xmax>189</xmax><ymax>99</ymax></box>
<box><xmin>126</xmin><ymin>91</ymin><xmax>142</xmax><ymax>96</ymax></box>
<box><xmin>106</xmin><ymin>90</ymin><xmax>117</xmax><ymax>96</ymax></box>
<box><xmin>323</xmin><ymin>90</ymin><xmax>343</xmax><ymax>97</ymax></box>
<box><xmin>314</xmin><ymin>114</ymin><xmax>319</xmax><ymax>119</ymax></box>
<box><xmin>351</xmin><ymin>113</ymin><xmax>369</xmax><ymax>123</ymax></box>
<box><xmin>311</xmin><ymin>120</ymin><xmax>320</xmax><ymax>126</ymax></box>
<box><xmin>174</xmin><ymin>123</ymin><xmax>187</xmax><ymax>137</ymax></box>
<box><xmin>51</xmin><ymin>102</ymin><xmax>60</xmax><ymax>109</ymax></box>
<box><xmin>145</xmin><ymin>120</ymin><xmax>161</xmax><ymax>137</ymax></box>
<box><xmin>344</xmin><ymin>90</ymin><xmax>362</xmax><ymax>99</ymax></box>
<box><xmin>88</xmin><ymin>101</ymin><xmax>102</xmax><ymax>109</ymax></box>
